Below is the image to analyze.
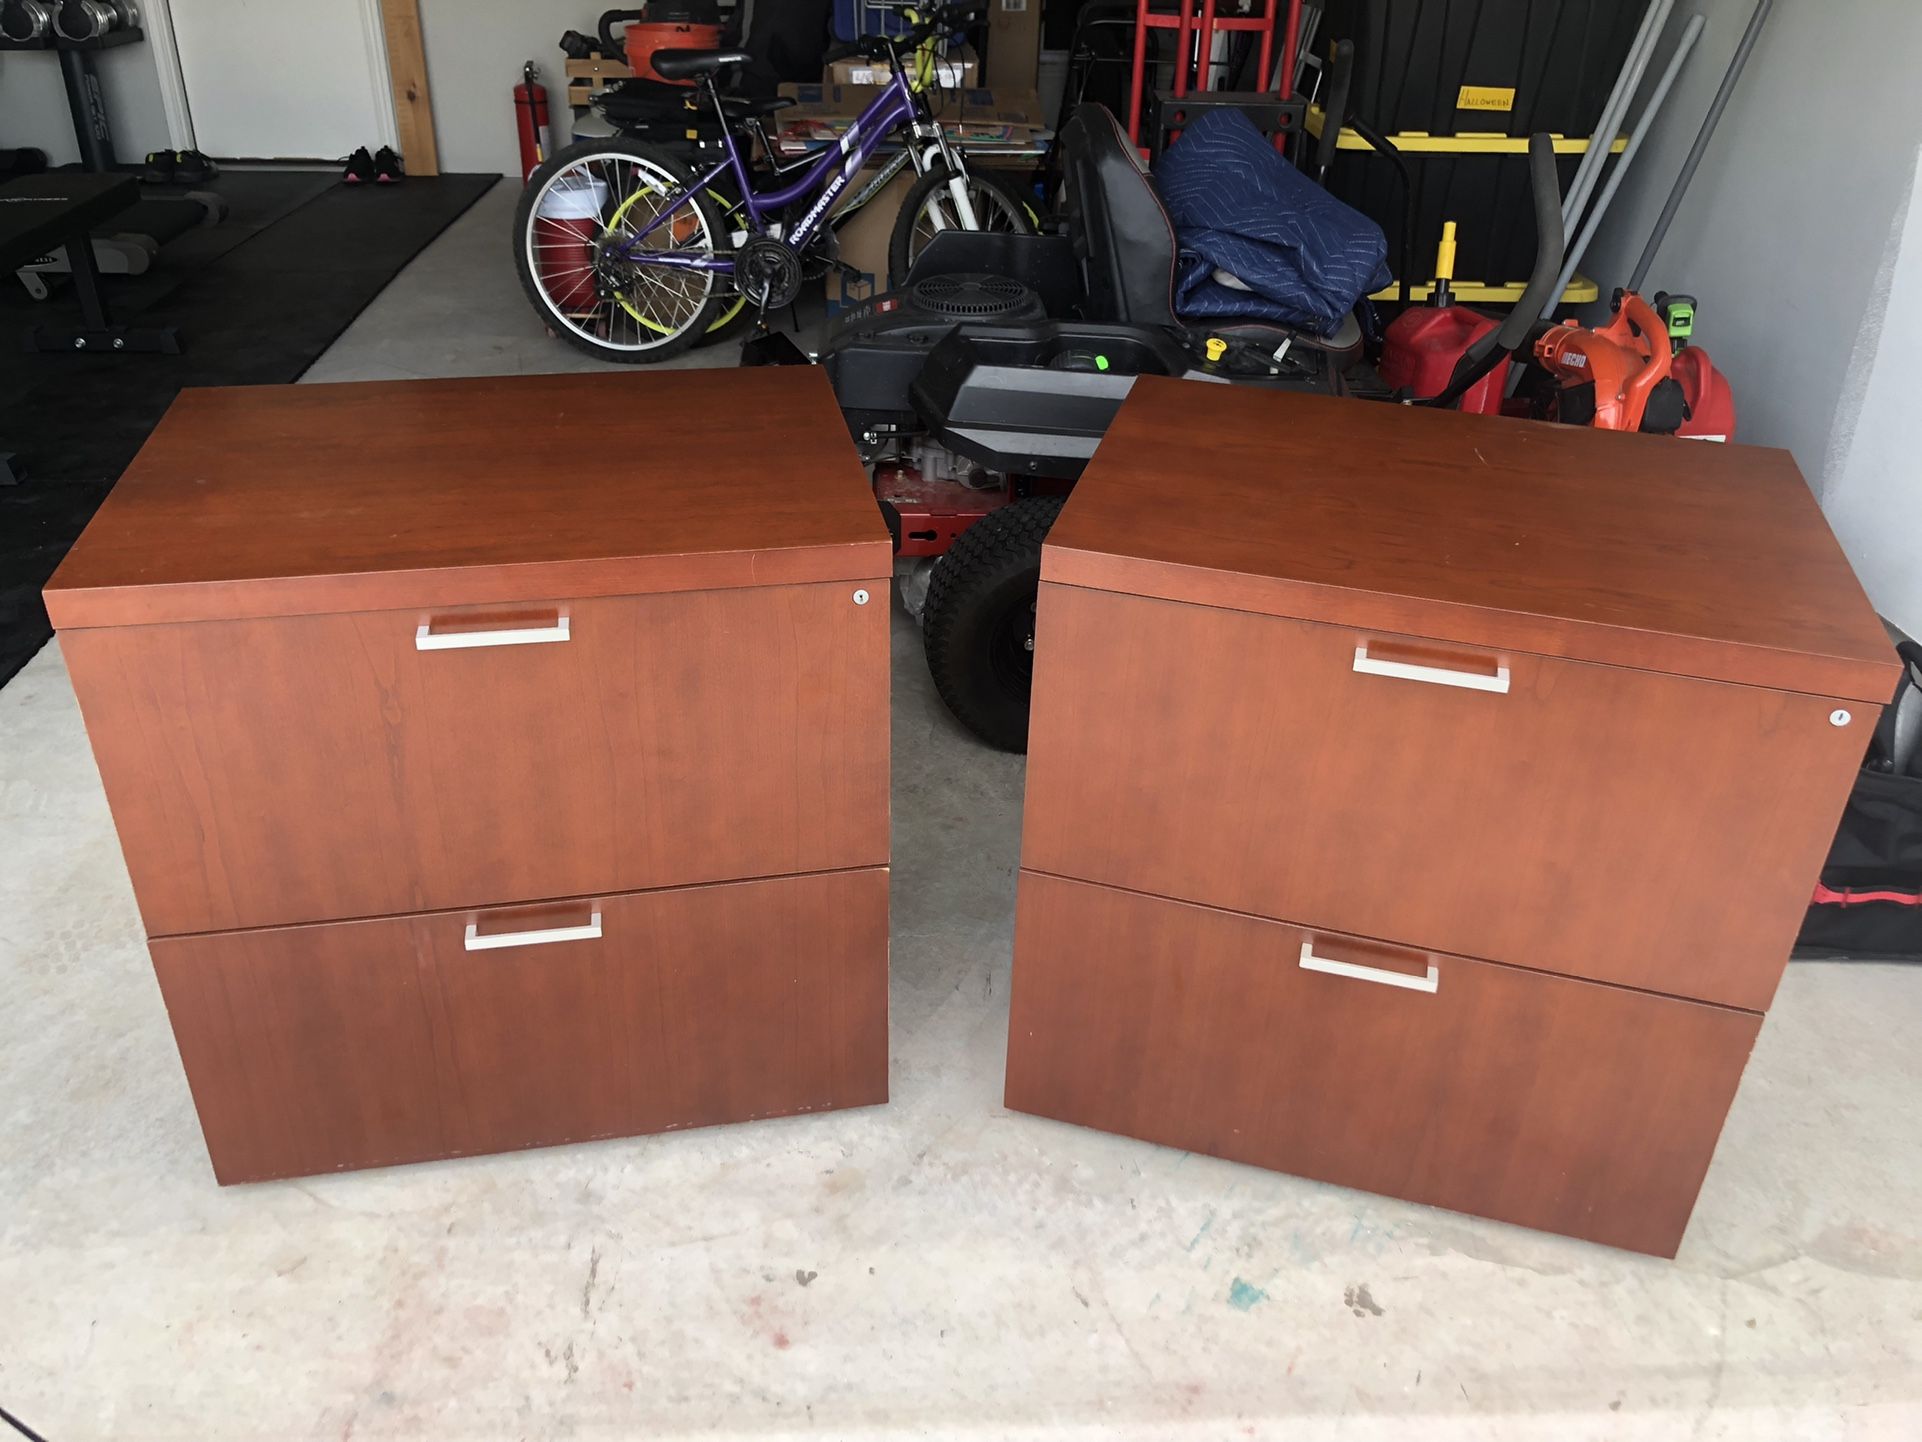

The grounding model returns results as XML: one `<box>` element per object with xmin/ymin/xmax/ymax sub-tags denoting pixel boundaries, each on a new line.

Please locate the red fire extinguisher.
<box><xmin>515</xmin><ymin>61</ymin><xmax>550</xmax><ymax>182</ymax></box>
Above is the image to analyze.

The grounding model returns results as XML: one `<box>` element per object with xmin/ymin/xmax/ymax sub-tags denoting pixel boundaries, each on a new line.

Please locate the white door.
<box><xmin>166</xmin><ymin>0</ymin><xmax>395</xmax><ymax>161</ymax></box>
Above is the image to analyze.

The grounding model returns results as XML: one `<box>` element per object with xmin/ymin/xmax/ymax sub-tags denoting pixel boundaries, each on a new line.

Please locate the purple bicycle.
<box><xmin>514</xmin><ymin>2</ymin><xmax>1033</xmax><ymax>364</ymax></box>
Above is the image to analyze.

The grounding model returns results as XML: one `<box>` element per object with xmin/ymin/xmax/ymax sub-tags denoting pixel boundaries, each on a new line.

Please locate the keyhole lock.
<box><xmin>852</xmin><ymin>588</ymin><xmax>870</xmax><ymax>606</ymax></box>
<box><xmin>1830</xmin><ymin>709</ymin><xmax>1852</xmax><ymax>727</ymax></box>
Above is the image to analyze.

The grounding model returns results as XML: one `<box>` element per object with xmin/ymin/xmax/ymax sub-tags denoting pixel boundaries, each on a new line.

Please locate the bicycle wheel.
<box><xmin>888</xmin><ymin>161</ymin><xmax>1035</xmax><ymax>286</ymax></box>
<box><xmin>694</xmin><ymin>184</ymin><xmax>753</xmax><ymax>344</ymax></box>
<box><xmin>515</xmin><ymin>139</ymin><xmax>730</xmax><ymax>364</ymax></box>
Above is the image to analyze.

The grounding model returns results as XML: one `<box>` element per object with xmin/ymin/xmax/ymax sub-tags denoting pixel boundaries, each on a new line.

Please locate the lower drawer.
<box><xmin>151</xmin><ymin>868</ymin><xmax>889</xmax><ymax>1183</ymax></box>
<box><xmin>1004</xmin><ymin>872</ymin><xmax>1760</xmax><ymax>1256</ymax></box>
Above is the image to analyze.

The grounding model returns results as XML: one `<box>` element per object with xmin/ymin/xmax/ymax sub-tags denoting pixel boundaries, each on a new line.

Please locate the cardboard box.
<box><xmin>833</xmin><ymin>168</ymin><xmax>912</xmax><ymax>283</ymax></box>
<box><xmin>826</xmin><ymin>166</ymin><xmax>916</xmax><ymax>312</ymax></box>
<box><xmin>828</xmin><ymin>42</ymin><xmax>978</xmax><ymax>90</ymax></box>
<box><xmin>985</xmin><ymin>0</ymin><xmax>1042</xmax><ymax>91</ymax></box>
<box><xmin>774</xmin><ymin>82</ymin><xmax>1050</xmax><ymax>156</ymax></box>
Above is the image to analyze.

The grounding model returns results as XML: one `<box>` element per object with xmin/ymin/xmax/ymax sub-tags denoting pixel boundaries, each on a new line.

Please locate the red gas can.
<box><xmin>1673</xmin><ymin>346</ymin><xmax>1736</xmax><ymax>442</ymax></box>
<box><xmin>1379</xmin><ymin>305</ymin><xmax>1510</xmax><ymax>415</ymax></box>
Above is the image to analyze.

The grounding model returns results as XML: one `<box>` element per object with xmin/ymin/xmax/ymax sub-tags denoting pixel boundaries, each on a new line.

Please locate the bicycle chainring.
<box><xmin>737</xmin><ymin>236</ymin><xmax>803</xmax><ymax>312</ymax></box>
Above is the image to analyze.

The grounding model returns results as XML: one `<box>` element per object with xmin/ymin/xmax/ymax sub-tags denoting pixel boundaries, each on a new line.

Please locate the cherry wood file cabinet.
<box><xmin>47</xmin><ymin>369</ymin><xmax>893</xmax><ymax>1184</ymax></box>
<box><xmin>1006</xmin><ymin>381</ymin><xmax>1897</xmax><ymax>1256</ymax></box>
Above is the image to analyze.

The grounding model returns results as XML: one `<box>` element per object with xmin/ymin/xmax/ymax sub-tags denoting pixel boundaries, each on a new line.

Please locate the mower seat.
<box><xmin>649</xmin><ymin>48</ymin><xmax>751</xmax><ymax>80</ymax></box>
<box><xmin>1056</xmin><ymin>103</ymin><xmax>1180</xmax><ymax>328</ymax></box>
<box><xmin>1055</xmin><ymin>103</ymin><xmax>1360</xmax><ymax>357</ymax></box>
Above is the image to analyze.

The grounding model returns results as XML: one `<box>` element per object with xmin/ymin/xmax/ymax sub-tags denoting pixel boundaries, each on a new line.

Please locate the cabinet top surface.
<box><xmin>46</xmin><ymin>368</ymin><xmax>889</xmax><ymax>628</ymax></box>
<box><xmin>1045</xmin><ymin>381</ymin><xmax>1896</xmax><ymax>700</ymax></box>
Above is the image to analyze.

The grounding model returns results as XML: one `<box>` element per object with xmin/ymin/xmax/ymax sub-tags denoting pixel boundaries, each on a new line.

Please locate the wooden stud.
<box><xmin>379</xmin><ymin>0</ymin><xmax>439</xmax><ymax>176</ymax></box>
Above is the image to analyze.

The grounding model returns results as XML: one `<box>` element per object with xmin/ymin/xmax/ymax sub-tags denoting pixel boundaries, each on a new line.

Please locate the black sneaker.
<box><xmin>143</xmin><ymin>149</ymin><xmax>177</xmax><ymax>183</ymax></box>
<box><xmin>342</xmin><ymin>147</ymin><xmax>376</xmax><ymax>183</ymax></box>
<box><xmin>172</xmin><ymin>148</ymin><xmax>218</xmax><ymax>184</ymax></box>
<box><xmin>373</xmin><ymin>146</ymin><xmax>403</xmax><ymax>183</ymax></box>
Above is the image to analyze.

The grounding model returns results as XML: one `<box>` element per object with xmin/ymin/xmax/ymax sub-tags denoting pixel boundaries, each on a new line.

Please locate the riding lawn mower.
<box><xmin>773</xmin><ymin>101</ymin><xmax>1733</xmax><ymax>751</ymax></box>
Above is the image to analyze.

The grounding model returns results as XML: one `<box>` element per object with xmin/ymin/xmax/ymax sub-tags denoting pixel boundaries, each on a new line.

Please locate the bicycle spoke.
<box><xmin>906</xmin><ymin>174</ymin><xmax>1029</xmax><ymax>270</ymax></box>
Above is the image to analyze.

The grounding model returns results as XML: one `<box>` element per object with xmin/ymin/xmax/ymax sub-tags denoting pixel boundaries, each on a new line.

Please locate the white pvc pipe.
<box><xmin>1561</xmin><ymin>0</ymin><xmax>1674</xmax><ymax>237</ymax></box>
<box><xmin>1550</xmin><ymin>13</ymin><xmax>1707</xmax><ymax>314</ymax></box>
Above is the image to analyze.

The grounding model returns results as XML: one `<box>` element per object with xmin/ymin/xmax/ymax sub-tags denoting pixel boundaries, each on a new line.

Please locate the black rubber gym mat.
<box><xmin>0</xmin><ymin>171</ymin><xmax>498</xmax><ymax>690</ymax></box>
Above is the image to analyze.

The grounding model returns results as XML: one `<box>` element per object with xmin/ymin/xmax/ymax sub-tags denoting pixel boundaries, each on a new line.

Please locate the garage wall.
<box><xmin>0</xmin><ymin>5</ymin><xmax>577</xmax><ymax>177</ymax></box>
<box><xmin>418</xmin><ymin>0</ymin><xmax>601</xmax><ymax>176</ymax></box>
<box><xmin>1577</xmin><ymin>0</ymin><xmax>1922</xmax><ymax>633</ymax></box>
<box><xmin>0</xmin><ymin>42</ymin><xmax>172</xmax><ymax>168</ymax></box>
<box><xmin>1818</xmin><ymin>179</ymin><xmax>1922</xmax><ymax>634</ymax></box>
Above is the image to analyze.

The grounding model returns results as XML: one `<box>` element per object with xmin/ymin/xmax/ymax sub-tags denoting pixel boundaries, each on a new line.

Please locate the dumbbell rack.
<box><xmin>0</xmin><ymin>27</ymin><xmax>148</xmax><ymax>173</ymax></box>
<box><xmin>1126</xmin><ymin>0</ymin><xmax>1302</xmax><ymax>146</ymax></box>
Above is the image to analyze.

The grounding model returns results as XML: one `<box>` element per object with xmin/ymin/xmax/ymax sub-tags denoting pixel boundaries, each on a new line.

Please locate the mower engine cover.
<box><xmin>824</xmin><ymin>274</ymin><xmax>1048</xmax><ymax>436</ymax></box>
<box><xmin>1154</xmin><ymin>107</ymin><xmax>1392</xmax><ymax>336</ymax></box>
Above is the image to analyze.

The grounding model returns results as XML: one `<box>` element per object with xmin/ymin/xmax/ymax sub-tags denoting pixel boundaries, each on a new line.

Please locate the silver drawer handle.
<box><xmin>465</xmin><ymin>910</ymin><xmax>602</xmax><ymax>951</ymax></box>
<box><xmin>1299</xmin><ymin>941</ymin><xmax>1438</xmax><ymax>994</ymax></box>
<box><xmin>416</xmin><ymin>617</ymin><xmax>571</xmax><ymax>651</ymax></box>
<box><xmin>1353</xmin><ymin>643</ymin><xmax>1509</xmax><ymax>694</ymax></box>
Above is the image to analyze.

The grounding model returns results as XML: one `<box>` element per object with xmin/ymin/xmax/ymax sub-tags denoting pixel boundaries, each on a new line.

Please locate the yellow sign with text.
<box><xmin>1457</xmin><ymin>85</ymin><xmax>1517</xmax><ymax>112</ymax></box>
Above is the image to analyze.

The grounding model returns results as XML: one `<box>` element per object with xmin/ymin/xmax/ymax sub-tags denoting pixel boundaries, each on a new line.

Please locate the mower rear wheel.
<box><xmin>922</xmin><ymin>495</ymin><xmax>1065</xmax><ymax>752</ymax></box>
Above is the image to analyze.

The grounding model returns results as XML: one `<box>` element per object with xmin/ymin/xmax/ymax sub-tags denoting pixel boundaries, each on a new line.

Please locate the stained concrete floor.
<box><xmin>4</xmin><ymin>182</ymin><xmax>1921</xmax><ymax>1441</ymax></box>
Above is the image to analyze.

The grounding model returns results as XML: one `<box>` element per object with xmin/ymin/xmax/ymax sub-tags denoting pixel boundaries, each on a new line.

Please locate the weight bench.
<box><xmin>0</xmin><ymin>172</ymin><xmax>181</xmax><ymax>356</ymax></box>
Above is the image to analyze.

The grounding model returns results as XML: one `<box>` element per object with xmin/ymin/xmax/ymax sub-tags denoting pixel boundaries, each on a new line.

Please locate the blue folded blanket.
<box><xmin>1154</xmin><ymin>107</ymin><xmax>1391</xmax><ymax>336</ymax></box>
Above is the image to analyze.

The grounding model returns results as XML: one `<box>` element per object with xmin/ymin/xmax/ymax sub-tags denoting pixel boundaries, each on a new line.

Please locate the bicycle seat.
<box><xmin>719</xmin><ymin>94</ymin><xmax>797</xmax><ymax>120</ymax></box>
<box><xmin>650</xmin><ymin>48</ymin><xmax>751</xmax><ymax>80</ymax></box>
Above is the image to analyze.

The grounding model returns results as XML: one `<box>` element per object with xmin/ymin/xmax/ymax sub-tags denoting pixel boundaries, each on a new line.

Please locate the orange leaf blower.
<box><xmin>1532</xmin><ymin>289</ymin><xmax>1735</xmax><ymax>439</ymax></box>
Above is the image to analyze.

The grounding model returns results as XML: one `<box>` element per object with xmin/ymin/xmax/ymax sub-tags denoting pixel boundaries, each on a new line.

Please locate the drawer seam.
<box><xmin>1018</xmin><ymin>867</ymin><xmax>1766</xmax><ymax>1017</ymax></box>
<box><xmin>146</xmin><ymin>861</ymin><xmax>893</xmax><ymax>943</ymax></box>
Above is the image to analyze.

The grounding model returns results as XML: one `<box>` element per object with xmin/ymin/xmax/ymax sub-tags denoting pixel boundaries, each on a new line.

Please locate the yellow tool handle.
<box><xmin>1435</xmin><ymin>221</ymin><xmax>1458</xmax><ymax>284</ymax></box>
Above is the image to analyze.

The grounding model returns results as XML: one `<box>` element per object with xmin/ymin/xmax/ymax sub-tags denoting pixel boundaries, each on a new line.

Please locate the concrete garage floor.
<box><xmin>3</xmin><ymin>184</ymin><xmax>1920</xmax><ymax>1441</ymax></box>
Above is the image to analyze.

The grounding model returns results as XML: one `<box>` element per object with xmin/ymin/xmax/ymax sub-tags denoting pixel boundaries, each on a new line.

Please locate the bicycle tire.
<box><xmin>887</xmin><ymin>161</ymin><xmax>1035</xmax><ymax>287</ymax></box>
<box><xmin>515</xmin><ymin>138</ymin><xmax>728</xmax><ymax>364</ymax></box>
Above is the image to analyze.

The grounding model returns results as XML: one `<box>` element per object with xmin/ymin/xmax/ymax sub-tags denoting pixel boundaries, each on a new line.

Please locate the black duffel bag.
<box><xmin>1796</xmin><ymin>636</ymin><xmax>1922</xmax><ymax>959</ymax></box>
<box><xmin>599</xmin><ymin>76</ymin><xmax>724</xmax><ymax>131</ymax></box>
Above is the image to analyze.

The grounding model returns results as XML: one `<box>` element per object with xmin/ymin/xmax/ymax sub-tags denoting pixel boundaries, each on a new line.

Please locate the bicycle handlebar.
<box><xmin>823</xmin><ymin>3</ymin><xmax>986</xmax><ymax>65</ymax></box>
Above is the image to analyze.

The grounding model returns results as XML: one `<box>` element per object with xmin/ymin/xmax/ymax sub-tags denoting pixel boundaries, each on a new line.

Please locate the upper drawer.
<box><xmin>1021</xmin><ymin>583</ymin><xmax>1871</xmax><ymax>1012</ymax></box>
<box><xmin>63</xmin><ymin>580</ymin><xmax>889</xmax><ymax>936</ymax></box>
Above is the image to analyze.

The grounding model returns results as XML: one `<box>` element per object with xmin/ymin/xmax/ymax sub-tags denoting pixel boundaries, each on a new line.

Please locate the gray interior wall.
<box><xmin>0</xmin><ymin>41</ymin><xmax>171</xmax><ymax>168</ymax></box>
<box><xmin>419</xmin><ymin>0</ymin><xmax>600</xmax><ymax>176</ymax></box>
<box><xmin>0</xmin><ymin>6</ymin><xmax>579</xmax><ymax>177</ymax></box>
<box><xmin>1820</xmin><ymin>176</ymin><xmax>1922</xmax><ymax>635</ymax></box>
<box><xmin>1576</xmin><ymin>0</ymin><xmax>1922</xmax><ymax>632</ymax></box>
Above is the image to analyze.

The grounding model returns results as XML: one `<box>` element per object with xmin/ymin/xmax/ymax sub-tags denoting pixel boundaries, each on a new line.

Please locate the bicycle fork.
<box><xmin>918</xmin><ymin>122</ymin><xmax>983</xmax><ymax>230</ymax></box>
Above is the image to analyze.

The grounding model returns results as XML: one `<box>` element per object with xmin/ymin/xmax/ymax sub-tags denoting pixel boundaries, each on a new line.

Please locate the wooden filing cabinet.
<box><xmin>1005</xmin><ymin>381</ymin><xmax>1896</xmax><ymax>1256</ymax></box>
<box><xmin>47</xmin><ymin>368</ymin><xmax>892</xmax><ymax>1184</ymax></box>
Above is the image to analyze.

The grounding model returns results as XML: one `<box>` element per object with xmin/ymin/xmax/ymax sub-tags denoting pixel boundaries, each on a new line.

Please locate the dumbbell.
<box><xmin>52</xmin><ymin>0</ymin><xmax>136</xmax><ymax>41</ymax></box>
<box><xmin>1</xmin><ymin>0</ymin><xmax>55</xmax><ymax>41</ymax></box>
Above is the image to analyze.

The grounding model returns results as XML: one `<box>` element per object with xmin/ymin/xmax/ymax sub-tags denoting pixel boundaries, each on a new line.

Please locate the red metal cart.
<box><xmin>1127</xmin><ymin>0</ymin><xmax>1303</xmax><ymax>146</ymax></box>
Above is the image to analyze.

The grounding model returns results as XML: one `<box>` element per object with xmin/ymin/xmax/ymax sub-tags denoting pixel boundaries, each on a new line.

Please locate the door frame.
<box><xmin>141</xmin><ymin>0</ymin><xmax>196</xmax><ymax>151</ymax></box>
<box><xmin>144</xmin><ymin>0</ymin><xmax>400</xmax><ymax>158</ymax></box>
